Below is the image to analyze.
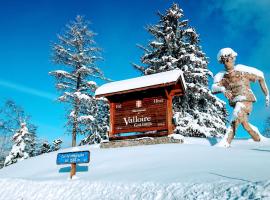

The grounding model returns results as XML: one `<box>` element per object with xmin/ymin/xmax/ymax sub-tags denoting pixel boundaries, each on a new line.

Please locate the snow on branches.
<box><xmin>133</xmin><ymin>3</ymin><xmax>227</xmax><ymax>137</ymax></box>
<box><xmin>50</xmin><ymin>15</ymin><xmax>109</xmax><ymax>146</ymax></box>
<box><xmin>4</xmin><ymin>123</ymin><xmax>35</xmax><ymax>166</ymax></box>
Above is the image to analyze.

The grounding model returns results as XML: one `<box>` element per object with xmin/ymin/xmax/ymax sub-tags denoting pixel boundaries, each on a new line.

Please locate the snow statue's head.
<box><xmin>217</xmin><ymin>48</ymin><xmax>237</xmax><ymax>64</ymax></box>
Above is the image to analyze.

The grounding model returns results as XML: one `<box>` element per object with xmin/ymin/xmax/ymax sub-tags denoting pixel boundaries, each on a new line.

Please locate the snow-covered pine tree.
<box><xmin>0</xmin><ymin>100</ymin><xmax>37</xmax><ymax>167</ymax></box>
<box><xmin>133</xmin><ymin>3</ymin><xmax>227</xmax><ymax>137</ymax></box>
<box><xmin>263</xmin><ymin>116</ymin><xmax>270</xmax><ymax>138</ymax></box>
<box><xmin>79</xmin><ymin>97</ymin><xmax>109</xmax><ymax>145</ymax></box>
<box><xmin>37</xmin><ymin>140</ymin><xmax>51</xmax><ymax>155</ymax></box>
<box><xmin>50</xmin><ymin>16</ymin><xmax>109</xmax><ymax>147</ymax></box>
<box><xmin>51</xmin><ymin>139</ymin><xmax>63</xmax><ymax>151</ymax></box>
<box><xmin>4</xmin><ymin>122</ymin><xmax>35</xmax><ymax>166</ymax></box>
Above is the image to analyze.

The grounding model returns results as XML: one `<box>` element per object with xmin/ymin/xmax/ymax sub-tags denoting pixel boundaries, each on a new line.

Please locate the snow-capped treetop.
<box><xmin>4</xmin><ymin>122</ymin><xmax>35</xmax><ymax>166</ymax></box>
<box><xmin>53</xmin><ymin>139</ymin><xmax>62</xmax><ymax>146</ymax></box>
<box><xmin>12</xmin><ymin>122</ymin><xmax>29</xmax><ymax>144</ymax></box>
<box><xmin>51</xmin><ymin>139</ymin><xmax>63</xmax><ymax>152</ymax></box>
<box><xmin>217</xmin><ymin>47</ymin><xmax>238</xmax><ymax>62</ymax></box>
<box><xmin>52</xmin><ymin>16</ymin><xmax>105</xmax><ymax>81</ymax></box>
<box><xmin>167</xmin><ymin>3</ymin><xmax>183</xmax><ymax>18</ymax></box>
<box><xmin>95</xmin><ymin>69</ymin><xmax>186</xmax><ymax>97</ymax></box>
<box><xmin>133</xmin><ymin>3</ymin><xmax>210</xmax><ymax>87</ymax></box>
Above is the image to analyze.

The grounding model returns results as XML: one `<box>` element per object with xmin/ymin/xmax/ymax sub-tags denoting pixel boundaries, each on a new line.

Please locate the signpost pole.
<box><xmin>70</xmin><ymin>163</ymin><xmax>76</xmax><ymax>179</ymax></box>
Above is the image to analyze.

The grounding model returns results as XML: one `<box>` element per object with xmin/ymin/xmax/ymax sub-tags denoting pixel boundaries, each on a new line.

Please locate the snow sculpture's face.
<box><xmin>224</xmin><ymin>56</ymin><xmax>235</xmax><ymax>72</ymax></box>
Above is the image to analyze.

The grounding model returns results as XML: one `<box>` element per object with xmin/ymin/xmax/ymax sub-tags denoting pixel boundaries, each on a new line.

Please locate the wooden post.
<box><xmin>167</xmin><ymin>94</ymin><xmax>173</xmax><ymax>135</ymax></box>
<box><xmin>109</xmin><ymin>102</ymin><xmax>115</xmax><ymax>137</ymax></box>
<box><xmin>70</xmin><ymin>163</ymin><xmax>76</xmax><ymax>179</ymax></box>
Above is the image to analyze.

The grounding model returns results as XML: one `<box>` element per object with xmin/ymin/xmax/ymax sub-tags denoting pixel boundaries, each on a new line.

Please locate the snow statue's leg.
<box><xmin>216</xmin><ymin>126</ymin><xmax>232</xmax><ymax>147</ymax></box>
<box><xmin>227</xmin><ymin>120</ymin><xmax>240</xmax><ymax>144</ymax></box>
<box><xmin>247</xmin><ymin>123</ymin><xmax>270</xmax><ymax>142</ymax></box>
<box><xmin>242</xmin><ymin>122</ymin><xmax>260</xmax><ymax>142</ymax></box>
<box><xmin>226</xmin><ymin>102</ymin><xmax>245</xmax><ymax>144</ymax></box>
<box><xmin>216</xmin><ymin>103</ymin><xmax>245</xmax><ymax>148</ymax></box>
<box><xmin>239</xmin><ymin>102</ymin><xmax>261</xmax><ymax>142</ymax></box>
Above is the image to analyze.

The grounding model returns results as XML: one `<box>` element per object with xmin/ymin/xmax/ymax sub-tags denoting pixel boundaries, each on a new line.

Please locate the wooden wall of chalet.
<box><xmin>105</xmin><ymin>82</ymin><xmax>184</xmax><ymax>140</ymax></box>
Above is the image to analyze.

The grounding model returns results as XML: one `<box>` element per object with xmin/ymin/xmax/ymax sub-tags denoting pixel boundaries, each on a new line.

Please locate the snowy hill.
<box><xmin>0</xmin><ymin>137</ymin><xmax>270</xmax><ymax>199</ymax></box>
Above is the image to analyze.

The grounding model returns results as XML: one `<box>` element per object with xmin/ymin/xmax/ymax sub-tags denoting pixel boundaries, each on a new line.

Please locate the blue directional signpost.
<box><xmin>57</xmin><ymin>150</ymin><xmax>90</xmax><ymax>179</ymax></box>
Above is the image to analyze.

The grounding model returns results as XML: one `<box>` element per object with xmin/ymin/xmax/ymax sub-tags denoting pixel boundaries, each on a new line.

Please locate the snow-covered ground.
<box><xmin>0</xmin><ymin>137</ymin><xmax>270</xmax><ymax>199</ymax></box>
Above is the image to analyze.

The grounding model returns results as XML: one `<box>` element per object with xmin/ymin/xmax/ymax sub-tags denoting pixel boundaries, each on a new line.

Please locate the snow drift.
<box><xmin>0</xmin><ymin>138</ymin><xmax>270</xmax><ymax>199</ymax></box>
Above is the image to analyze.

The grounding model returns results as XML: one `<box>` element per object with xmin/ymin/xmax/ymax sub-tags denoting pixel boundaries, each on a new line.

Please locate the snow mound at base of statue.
<box><xmin>0</xmin><ymin>136</ymin><xmax>270</xmax><ymax>199</ymax></box>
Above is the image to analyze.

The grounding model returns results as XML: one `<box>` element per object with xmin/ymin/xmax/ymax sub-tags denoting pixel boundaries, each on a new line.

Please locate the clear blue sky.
<box><xmin>0</xmin><ymin>0</ymin><xmax>269</xmax><ymax>145</ymax></box>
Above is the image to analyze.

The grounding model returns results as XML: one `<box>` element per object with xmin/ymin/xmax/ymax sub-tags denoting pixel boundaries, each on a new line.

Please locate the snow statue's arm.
<box><xmin>211</xmin><ymin>71</ymin><xmax>232</xmax><ymax>100</ymax></box>
<box><xmin>258</xmin><ymin>76</ymin><xmax>269</xmax><ymax>107</ymax></box>
<box><xmin>235</xmin><ymin>65</ymin><xmax>269</xmax><ymax>107</ymax></box>
<box><xmin>251</xmin><ymin>71</ymin><xmax>270</xmax><ymax>107</ymax></box>
<box><xmin>211</xmin><ymin>72</ymin><xmax>225</xmax><ymax>94</ymax></box>
<box><xmin>250</xmin><ymin>71</ymin><xmax>269</xmax><ymax>107</ymax></box>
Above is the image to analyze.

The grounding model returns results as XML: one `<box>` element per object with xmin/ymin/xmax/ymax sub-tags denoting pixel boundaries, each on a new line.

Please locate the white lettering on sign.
<box><xmin>123</xmin><ymin>116</ymin><xmax>151</xmax><ymax>126</ymax></box>
<box><xmin>153</xmin><ymin>98</ymin><xmax>164</xmax><ymax>103</ymax></box>
<box><xmin>57</xmin><ymin>151</ymin><xmax>90</xmax><ymax>165</ymax></box>
<box><xmin>134</xmin><ymin>122</ymin><xmax>152</xmax><ymax>127</ymax></box>
<box><xmin>157</xmin><ymin>122</ymin><xmax>165</xmax><ymax>126</ymax></box>
<box><xmin>132</xmin><ymin>108</ymin><xmax>146</xmax><ymax>113</ymax></box>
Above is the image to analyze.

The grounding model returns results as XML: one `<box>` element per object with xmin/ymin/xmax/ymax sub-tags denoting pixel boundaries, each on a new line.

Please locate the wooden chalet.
<box><xmin>95</xmin><ymin>69</ymin><xmax>186</xmax><ymax>140</ymax></box>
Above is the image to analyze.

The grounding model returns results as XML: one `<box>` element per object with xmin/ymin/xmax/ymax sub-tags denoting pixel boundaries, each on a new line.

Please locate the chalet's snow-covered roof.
<box><xmin>95</xmin><ymin>69</ymin><xmax>186</xmax><ymax>97</ymax></box>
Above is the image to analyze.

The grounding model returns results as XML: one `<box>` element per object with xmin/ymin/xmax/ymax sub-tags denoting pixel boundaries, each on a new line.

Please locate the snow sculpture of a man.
<box><xmin>212</xmin><ymin>48</ymin><xmax>269</xmax><ymax>147</ymax></box>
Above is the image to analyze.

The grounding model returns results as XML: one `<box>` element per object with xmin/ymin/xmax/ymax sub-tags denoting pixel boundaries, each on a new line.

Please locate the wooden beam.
<box><xmin>170</xmin><ymin>89</ymin><xmax>184</xmax><ymax>97</ymax></box>
<box><xmin>164</xmin><ymin>88</ymin><xmax>170</xmax><ymax>99</ymax></box>
<box><xmin>167</xmin><ymin>95</ymin><xmax>174</xmax><ymax>135</ymax></box>
<box><xmin>109</xmin><ymin>102</ymin><xmax>115</xmax><ymax>137</ymax></box>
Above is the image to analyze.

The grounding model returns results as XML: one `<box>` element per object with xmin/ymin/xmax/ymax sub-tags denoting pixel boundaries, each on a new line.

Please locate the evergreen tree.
<box><xmin>4</xmin><ymin>122</ymin><xmax>35</xmax><ymax>166</ymax></box>
<box><xmin>0</xmin><ymin>100</ymin><xmax>37</xmax><ymax>167</ymax></box>
<box><xmin>51</xmin><ymin>139</ymin><xmax>63</xmax><ymax>151</ymax></box>
<box><xmin>37</xmin><ymin>140</ymin><xmax>51</xmax><ymax>155</ymax></box>
<box><xmin>50</xmin><ymin>16</ymin><xmax>109</xmax><ymax>147</ymax></box>
<box><xmin>79</xmin><ymin>97</ymin><xmax>109</xmax><ymax>145</ymax></box>
<box><xmin>26</xmin><ymin>124</ymin><xmax>37</xmax><ymax>157</ymax></box>
<box><xmin>133</xmin><ymin>4</ymin><xmax>227</xmax><ymax>137</ymax></box>
<box><xmin>263</xmin><ymin>116</ymin><xmax>270</xmax><ymax>138</ymax></box>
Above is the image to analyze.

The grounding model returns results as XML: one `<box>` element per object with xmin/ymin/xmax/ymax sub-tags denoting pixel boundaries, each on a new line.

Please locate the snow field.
<box><xmin>0</xmin><ymin>138</ymin><xmax>270</xmax><ymax>199</ymax></box>
<box><xmin>0</xmin><ymin>179</ymin><xmax>269</xmax><ymax>200</ymax></box>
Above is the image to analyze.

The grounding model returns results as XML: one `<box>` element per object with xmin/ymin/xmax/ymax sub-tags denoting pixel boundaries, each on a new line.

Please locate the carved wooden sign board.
<box><xmin>95</xmin><ymin>70</ymin><xmax>186</xmax><ymax>140</ymax></box>
<box><xmin>114</xmin><ymin>96</ymin><xmax>167</xmax><ymax>133</ymax></box>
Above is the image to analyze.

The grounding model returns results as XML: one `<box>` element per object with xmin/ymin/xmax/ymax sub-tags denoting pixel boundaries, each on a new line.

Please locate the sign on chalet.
<box><xmin>95</xmin><ymin>69</ymin><xmax>186</xmax><ymax>140</ymax></box>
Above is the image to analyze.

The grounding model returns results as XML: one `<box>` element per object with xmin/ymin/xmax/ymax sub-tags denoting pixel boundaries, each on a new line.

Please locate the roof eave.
<box><xmin>95</xmin><ymin>81</ymin><xmax>177</xmax><ymax>98</ymax></box>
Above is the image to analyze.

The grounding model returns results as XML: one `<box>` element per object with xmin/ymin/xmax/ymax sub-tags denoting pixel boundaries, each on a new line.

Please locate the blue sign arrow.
<box><xmin>56</xmin><ymin>151</ymin><xmax>90</xmax><ymax>165</ymax></box>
